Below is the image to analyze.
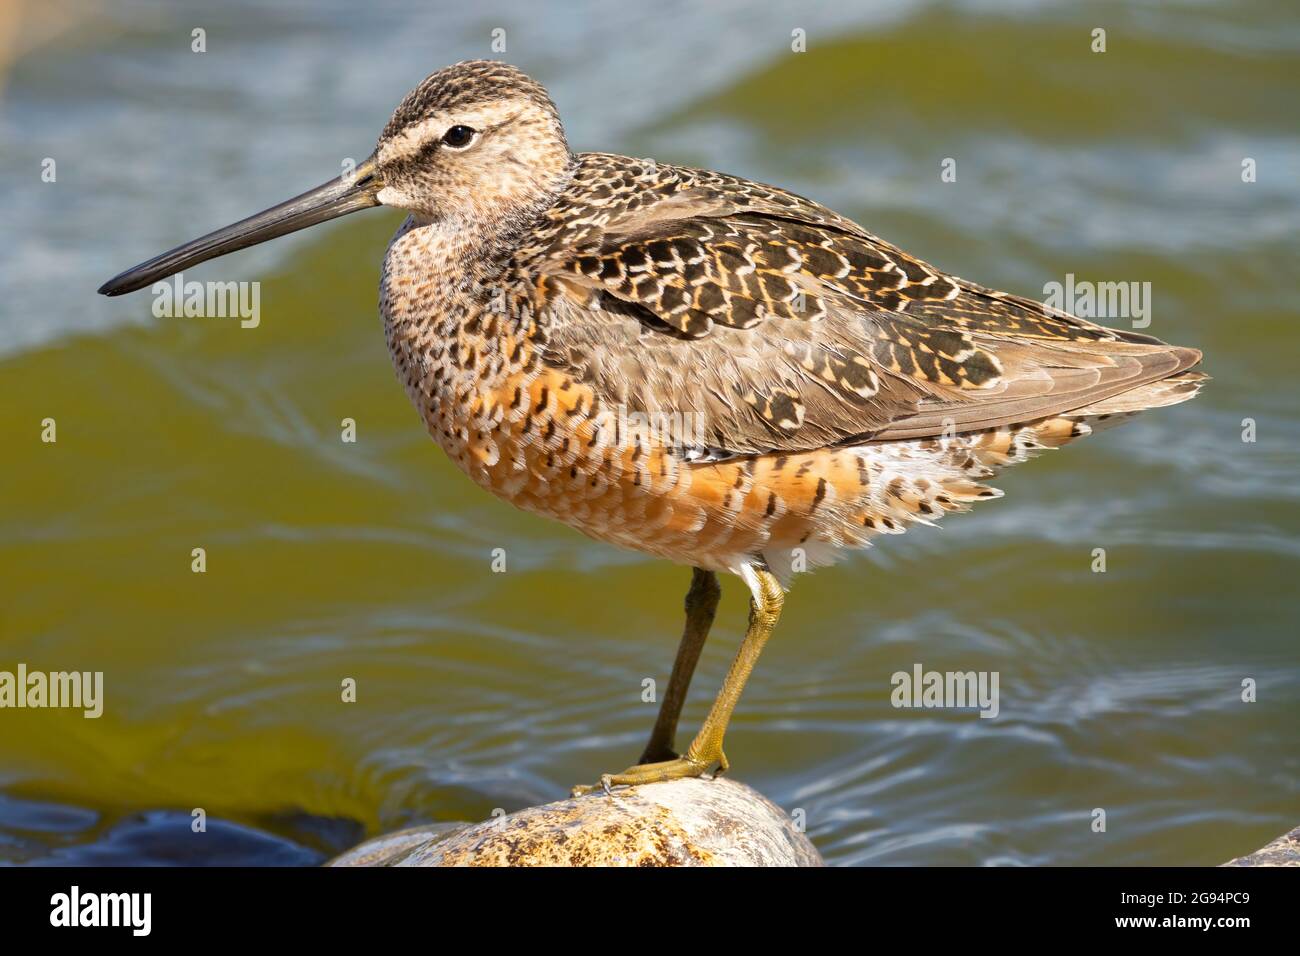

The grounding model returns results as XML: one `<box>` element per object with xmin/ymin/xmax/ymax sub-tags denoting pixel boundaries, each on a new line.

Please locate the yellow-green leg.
<box><xmin>638</xmin><ymin>567</ymin><xmax>721</xmax><ymax>765</ymax></box>
<box><xmin>572</xmin><ymin>563</ymin><xmax>783</xmax><ymax>796</ymax></box>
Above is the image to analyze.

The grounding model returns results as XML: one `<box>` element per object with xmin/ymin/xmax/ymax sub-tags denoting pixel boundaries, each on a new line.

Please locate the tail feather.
<box><xmin>757</xmin><ymin>361</ymin><xmax>1206</xmax><ymax>580</ymax></box>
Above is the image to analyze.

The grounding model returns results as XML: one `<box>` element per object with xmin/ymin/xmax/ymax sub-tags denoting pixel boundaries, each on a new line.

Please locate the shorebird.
<box><xmin>100</xmin><ymin>60</ymin><xmax>1205</xmax><ymax>796</ymax></box>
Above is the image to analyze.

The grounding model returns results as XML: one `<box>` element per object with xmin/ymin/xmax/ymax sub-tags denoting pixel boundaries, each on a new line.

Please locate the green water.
<box><xmin>1</xmin><ymin>2</ymin><xmax>1297</xmax><ymax>865</ymax></box>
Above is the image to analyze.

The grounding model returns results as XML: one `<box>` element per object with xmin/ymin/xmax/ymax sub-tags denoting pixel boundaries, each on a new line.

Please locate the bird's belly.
<box><xmin>413</xmin><ymin>363</ymin><xmax>761</xmax><ymax>570</ymax></box>
<box><xmin>403</xmin><ymin>358</ymin><xmax>1036</xmax><ymax>577</ymax></box>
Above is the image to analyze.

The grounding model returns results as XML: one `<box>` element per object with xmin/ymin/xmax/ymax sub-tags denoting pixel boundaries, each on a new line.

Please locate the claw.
<box><xmin>570</xmin><ymin>774</ymin><xmax>618</xmax><ymax>798</ymax></box>
<box><xmin>570</xmin><ymin>752</ymin><xmax>721</xmax><ymax>797</ymax></box>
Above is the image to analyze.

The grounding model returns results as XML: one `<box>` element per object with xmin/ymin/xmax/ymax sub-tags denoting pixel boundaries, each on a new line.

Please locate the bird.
<box><xmin>99</xmin><ymin>60</ymin><xmax>1205</xmax><ymax>797</ymax></box>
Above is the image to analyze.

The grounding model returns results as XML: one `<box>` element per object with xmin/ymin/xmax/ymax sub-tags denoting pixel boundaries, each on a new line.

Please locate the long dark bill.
<box><xmin>98</xmin><ymin>155</ymin><xmax>383</xmax><ymax>296</ymax></box>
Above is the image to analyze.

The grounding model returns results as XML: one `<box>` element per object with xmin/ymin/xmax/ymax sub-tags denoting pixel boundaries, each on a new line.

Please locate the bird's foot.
<box><xmin>570</xmin><ymin>748</ymin><xmax>728</xmax><ymax>797</ymax></box>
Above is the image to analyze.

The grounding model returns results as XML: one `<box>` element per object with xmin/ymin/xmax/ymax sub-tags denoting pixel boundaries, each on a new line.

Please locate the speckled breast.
<box><xmin>380</xmin><ymin>218</ymin><xmax>753</xmax><ymax>570</ymax></box>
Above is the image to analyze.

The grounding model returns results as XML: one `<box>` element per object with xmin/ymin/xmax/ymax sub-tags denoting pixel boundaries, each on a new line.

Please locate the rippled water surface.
<box><xmin>1</xmin><ymin>0</ymin><xmax>1297</xmax><ymax>865</ymax></box>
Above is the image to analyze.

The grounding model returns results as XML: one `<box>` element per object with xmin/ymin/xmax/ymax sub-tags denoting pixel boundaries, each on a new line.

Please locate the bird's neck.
<box><xmin>379</xmin><ymin>156</ymin><xmax>577</xmax><ymax>439</ymax></box>
<box><xmin>405</xmin><ymin>155</ymin><xmax>577</xmax><ymax>286</ymax></box>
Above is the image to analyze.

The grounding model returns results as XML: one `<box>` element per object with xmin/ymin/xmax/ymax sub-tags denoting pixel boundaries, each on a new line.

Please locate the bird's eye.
<box><xmin>442</xmin><ymin>125</ymin><xmax>476</xmax><ymax>149</ymax></box>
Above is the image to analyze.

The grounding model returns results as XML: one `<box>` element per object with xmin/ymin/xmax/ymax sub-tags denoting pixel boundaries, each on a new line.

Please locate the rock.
<box><xmin>1221</xmin><ymin>825</ymin><xmax>1300</xmax><ymax>866</ymax></box>
<box><xmin>328</xmin><ymin>777</ymin><xmax>822</xmax><ymax>867</ymax></box>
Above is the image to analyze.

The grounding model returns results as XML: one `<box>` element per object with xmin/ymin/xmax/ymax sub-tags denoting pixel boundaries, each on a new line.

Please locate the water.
<box><xmin>1</xmin><ymin>0</ymin><xmax>1296</xmax><ymax>865</ymax></box>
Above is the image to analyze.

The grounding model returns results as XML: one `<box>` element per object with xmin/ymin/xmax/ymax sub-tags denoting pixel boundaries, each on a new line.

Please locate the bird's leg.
<box><xmin>572</xmin><ymin>564</ymin><xmax>783</xmax><ymax>796</ymax></box>
<box><xmin>637</xmin><ymin>567</ymin><xmax>721</xmax><ymax>765</ymax></box>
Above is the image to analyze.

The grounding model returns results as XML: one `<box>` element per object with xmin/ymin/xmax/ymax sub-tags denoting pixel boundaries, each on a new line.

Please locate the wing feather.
<box><xmin>523</xmin><ymin>153</ymin><xmax>1202</xmax><ymax>457</ymax></box>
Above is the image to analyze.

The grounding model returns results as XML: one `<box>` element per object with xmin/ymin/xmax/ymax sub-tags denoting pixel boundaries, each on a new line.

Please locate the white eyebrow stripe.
<box><xmin>379</xmin><ymin>117</ymin><xmax>444</xmax><ymax>164</ymax></box>
<box><xmin>376</xmin><ymin>100</ymin><xmax>530</xmax><ymax>165</ymax></box>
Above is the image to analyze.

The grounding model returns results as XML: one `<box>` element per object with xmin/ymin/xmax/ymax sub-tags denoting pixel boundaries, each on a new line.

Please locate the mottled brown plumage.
<box><xmin>99</xmin><ymin>59</ymin><xmax>1206</xmax><ymax>793</ymax></box>
<box><xmin>375</xmin><ymin>61</ymin><xmax>1203</xmax><ymax>584</ymax></box>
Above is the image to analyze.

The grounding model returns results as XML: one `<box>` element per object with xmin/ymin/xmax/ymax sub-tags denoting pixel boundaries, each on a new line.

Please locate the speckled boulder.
<box><xmin>329</xmin><ymin>777</ymin><xmax>822</xmax><ymax>867</ymax></box>
<box><xmin>1222</xmin><ymin>826</ymin><xmax>1300</xmax><ymax>866</ymax></box>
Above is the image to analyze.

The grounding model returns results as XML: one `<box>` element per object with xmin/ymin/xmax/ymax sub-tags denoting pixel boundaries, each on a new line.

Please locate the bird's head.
<box><xmin>374</xmin><ymin>60</ymin><xmax>571</xmax><ymax>223</ymax></box>
<box><xmin>98</xmin><ymin>60</ymin><xmax>570</xmax><ymax>296</ymax></box>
